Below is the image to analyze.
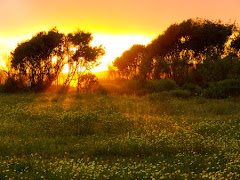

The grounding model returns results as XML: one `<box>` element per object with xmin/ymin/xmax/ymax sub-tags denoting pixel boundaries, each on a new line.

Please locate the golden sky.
<box><xmin>1</xmin><ymin>0</ymin><xmax>240</xmax><ymax>71</ymax></box>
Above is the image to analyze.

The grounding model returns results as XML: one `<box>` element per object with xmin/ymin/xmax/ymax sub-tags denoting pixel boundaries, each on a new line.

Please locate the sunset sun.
<box><xmin>59</xmin><ymin>34</ymin><xmax>152</xmax><ymax>74</ymax></box>
<box><xmin>90</xmin><ymin>34</ymin><xmax>152</xmax><ymax>72</ymax></box>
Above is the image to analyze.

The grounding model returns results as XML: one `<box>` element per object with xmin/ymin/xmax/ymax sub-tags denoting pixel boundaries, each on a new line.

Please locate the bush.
<box><xmin>1</xmin><ymin>77</ymin><xmax>27</xmax><ymax>93</ymax></box>
<box><xmin>145</xmin><ymin>79</ymin><xmax>178</xmax><ymax>93</ymax></box>
<box><xmin>99</xmin><ymin>83</ymin><xmax>127</xmax><ymax>94</ymax></box>
<box><xmin>95</xmin><ymin>85</ymin><xmax>108</xmax><ymax>95</ymax></box>
<box><xmin>205</xmin><ymin>79</ymin><xmax>240</xmax><ymax>99</ymax></box>
<box><xmin>170</xmin><ymin>89</ymin><xmax>191</xmax><ymax>99</ymax></box>
<box><xmin>0</xmin><ymin>85</ymin><xmax>5</xmax><ymax>93</ymax></box>
<box><xmin>78</xmin><ymin>73</ymin><xmax>99</xmax><ymax>92</ymax></box>
<box><xmin>123</xmin><ymin>79</ymin><xmax>145</xmax><ymax>92</ymax></box>
<box><xmin>183</xmin><ymin>83</ymin><xmax>203</xmax><ymax>96</ymax></box>
<box><xmin>99</xmin><ymin>79</ymin><xmax>179</xmax><ymax>95</ymax></box>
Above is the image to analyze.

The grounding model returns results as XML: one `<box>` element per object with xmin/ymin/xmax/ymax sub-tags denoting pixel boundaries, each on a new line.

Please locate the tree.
<box><xmin>148</xmin><ymin>19</ymin><xmax>234</xmax><ymax>58</ymax></box>
<box><xmin>113</xmin><ymin>44</ymin><xmax>146</xmax><ymax>79</ymax></box>
<box><xmin>146</xmin><ymin>19</ymin><xmax>235</xmax><ymax>82</ymax></box>
<box><xmin>11</xmin><ymin>28</ymin><xmax>65</xmax><ymax>91</ymax></box>
<box><xmin>10</xmin><ymin>29</ymin><xmax>105</xmax><ymax>92</ymax></box>
<box><xmin>231</xmin><ymin>35</ymin><xmax>240</xmax><ymax>51</ymax></box>
<box><xmin>113</xmin><ymin>19</ymin><xmax>235</xmax><ymax>82</ymax></box>
<box><xmin>63</xmin><ymin>31</ymin><xmax>105</xmax><ymax>91</ymax></box>
<box><xmin>152</xmin><ymin>56</ymin><xmax>170</xmax><ymax>79</ymax></box>
<box><xmin>138</xmin><ymin>53</ymin><xmax>152</xmax><ymax>79</ymax></box>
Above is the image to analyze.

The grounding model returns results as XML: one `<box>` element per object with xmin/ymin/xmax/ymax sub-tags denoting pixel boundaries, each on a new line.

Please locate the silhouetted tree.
<box><xmin>148</xmin><ymin>19</ymin><xmax>234</xmax><ymax>58</ymax></box>
<box><xmin>113</xmin><ymin>44</ymin><xmax>146</xmax><ymax>79</ymax></box>
<box><xmin>113</xmin><ymin>18</ymin><xmax>239</xmax><ymax>86</ymax></box>
<box><xmin>138</xmin><ymin>53</ymin><xmax>152</xmax><ymax>79</ymax></box>
<box><xmin>63</xmin><ymin>31</ymin><xmax>105</xmax><ymax>91</ymax></box>
<box><xmin>231</xmin><ymin>35</ymin><xmax>240</xmax><ymax>51</ymax></box>
<box><xmin>10</xmin><ymin>28</ymin><xmax>104</xmax><ymax>92</ymax></box>
<box><xmin>152</xmin><ymin>56</ymin><xmax>170</xmax><ymax>79</ymax></box>
<box><xmin>11</xmin><ymin>28</ymin><xmax>64</xmax><ymax>91</ymax></box>
<box><xmin>148</xmin><ymin>19</ymin><xmax>236</xmax><ymax>83</ymax></box>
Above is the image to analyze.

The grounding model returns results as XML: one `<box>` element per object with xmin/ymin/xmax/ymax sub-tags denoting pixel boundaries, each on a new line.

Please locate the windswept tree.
<box><xmin>10</xmin><ymin>28</ymin><xmax>105</xmax><ymax>92</ymax></box>
<box><xmin>113</xmin><ymin>18</ymin><xmax>237</xmax><ymax>84</ymax></box>
<box><xmin>11</xmin><ymin>28</ymin><xmax>65</xmax><ymax>91</ymax></box>
<box><xmin>63</xmin><ymin>31</ymin><xmax>105</xmax><ymax>91</ymax></box>
<box><xmin>147</xmin><ymin>19</ymin><xmax>235</xmax><ymax>81</ymax></box>
<box><xmin>113</xmin><ymin>44</ymin><xmax>146</xmax><ymax>79</ymax></box>
<box><xmin>148</xmin><ymin>19</ymin><xmax>234</xmax><ymax>58</ymax></box>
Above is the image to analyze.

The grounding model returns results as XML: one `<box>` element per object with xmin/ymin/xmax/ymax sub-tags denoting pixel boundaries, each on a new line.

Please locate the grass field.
<box><xmin>0</xmin><ymin>92</ymin><xmax>240</xmax><ymax>179</ymax></box>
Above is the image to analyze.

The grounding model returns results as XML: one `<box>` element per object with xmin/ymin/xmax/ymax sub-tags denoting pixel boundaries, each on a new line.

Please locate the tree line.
<box><xmin>2</xmin><ymin>28</ymin><xmax>105</xmax><ymax>92</ymax></box>
<box><xmin>1</xmin><ymin>18</ymin><xmax>240</xmax><ymax>97</ymax></box>
<box><xmin>113</xmin><ymin>19</ymin><xmax>240</xmax><ymax>88</ymax></box>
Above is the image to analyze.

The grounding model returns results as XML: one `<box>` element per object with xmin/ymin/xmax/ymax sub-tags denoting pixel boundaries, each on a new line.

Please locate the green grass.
<box><xmin>0</xmin><ymin>92</ymin><xmax>240</xmax><ymax>179</ymax></box>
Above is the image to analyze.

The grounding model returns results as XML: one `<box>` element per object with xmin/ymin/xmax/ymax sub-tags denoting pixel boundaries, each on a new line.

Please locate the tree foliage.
<box><xmin>231</xmin><ymin>35</ymin><xmax>240</xmax><ymax>50</ymax></box>
<box><xmin>113</xmin><ymin>18</ymin><xmax>240</xmax><ymax>87</ymax></box>
<box><xmin>113</xmin><ymin>44</ymin><xmax>146</xmax><ymax>78</ymax></box>
<box><xmin>10</xmin><ymin>28</ymin><xmax>105</xmax><ymax>92</ymax></box>
<box><xmin>63</xmin><ymin>31</ymin><xmax>105</xmax><ymax>91</ymax></box>
<box><xmin>11</xmin><ymin>28</ymin><xmax>64</xmax><ymax>91</ymax></box>
<box><xmin>148</xmin><ymin>19</ymin><xmax>234</xmax><ymax>57</ymax></box>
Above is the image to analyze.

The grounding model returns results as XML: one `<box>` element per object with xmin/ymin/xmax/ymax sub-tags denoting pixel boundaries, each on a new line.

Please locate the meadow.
<box><xmin>0</xmin><ymin>92</ymin><xmax>240</xmax><ymax>179</ymax></box>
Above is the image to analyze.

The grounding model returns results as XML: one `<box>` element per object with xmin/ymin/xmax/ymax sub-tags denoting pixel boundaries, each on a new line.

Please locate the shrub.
<box><xmin>123</xmin><ymin>79</ymin><xmax>145</xmax><ymax>92</ymax></box>
<box><xmin>99</xmin><ymin>79</ymin><xmax>178</xmax><ymax>95</ymax></box>
<box><xmin>204</xmin><ymin>83</ymin><xmax>224</xmax><ymax>99</ymax></box>
<box><xmin>183</xmin><ymin>83</ymin><xmax>203</xmax><ymax>96</ymax></box>
<box><xmin>1</xmin><ymin>77</ymin><xmax>27</xmax><ymax>93</ymax></box>
<box><xmin>170</xmin><ymin>89</ymin><xmax>191</xmax><ymax>99</ymax></box>
<box><xmin>99</xmin><ymin>83</ymin><xmax>126</xmax><ymax>94</ymax></box>
<box><xmin>0</xmin><ymin>85</ymin><xmax>5</xmax><ymax>93</ymax></box>
<box><xmin>145</xmin><ymin>79</ymin><xmax>178</xmax><ymax>93</ymax></box>
<box><xmin>205</xmin><ymin>79</ymin><xmax>240</xmax><ymax>98</ymax></box>
<box><xmin>78</xmin><ymin>73</ymin><xmax>99</xmax><ymax>92</ymax></box>
<box><xmin>96</xmin><ymin>85</ymin><xmax>108</xmax><ymax>95</ymax></box>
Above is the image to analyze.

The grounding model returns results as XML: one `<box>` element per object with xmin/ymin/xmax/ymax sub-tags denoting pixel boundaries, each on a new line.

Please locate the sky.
<box><xmin>0</xmin><ymin>0</ymin><xmax>240</xmax><ymax>71</ymax></box>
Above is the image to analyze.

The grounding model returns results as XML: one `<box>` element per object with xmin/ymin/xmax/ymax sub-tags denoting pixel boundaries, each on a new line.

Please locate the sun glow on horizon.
<box><xmin>61</xmin><ymin>33</ymin><xmax>153</xmax><ymax>73</ymax></box>
<box><xmin>1</xmin><ymin>0</ymin><xmax>240</xmax><ymax>74</ymax></box>
<box><xmin>0</xmin><ymin>32</ymin><xmax>153</xmax><ymax>74</ymax></box>
<box><xmin>90</xmin><ymin>34</ymin><xmax>152</xmax><ymax>72</ymax></box>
